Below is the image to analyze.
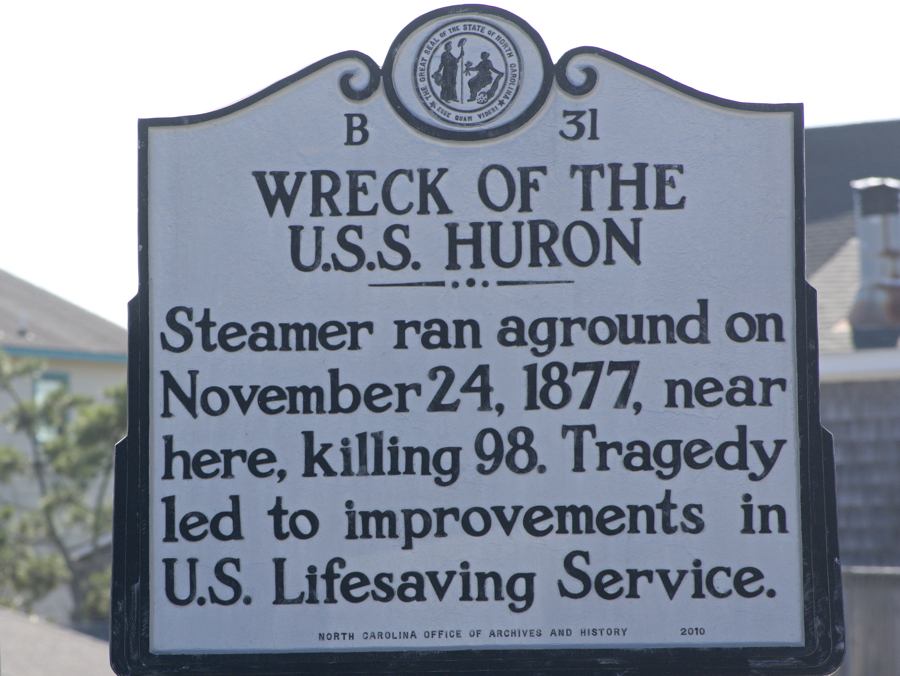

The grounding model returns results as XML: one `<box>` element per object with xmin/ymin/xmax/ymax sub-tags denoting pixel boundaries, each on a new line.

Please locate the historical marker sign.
<box><xmin>112</xmin><ymin>5</ymin><xmax>843</xmax><ymax>675</ymax></box>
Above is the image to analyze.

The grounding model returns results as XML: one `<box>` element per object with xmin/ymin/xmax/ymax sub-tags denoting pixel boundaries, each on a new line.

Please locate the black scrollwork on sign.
<box><xmin>339</xmin><ymin>51</ymin><xmax>381</xmax><ymax>101</ymax></box>
<box><xmin>555</xmin><ymin>48</ymin><xmax>599</xmax><ymax>97</ymax></box>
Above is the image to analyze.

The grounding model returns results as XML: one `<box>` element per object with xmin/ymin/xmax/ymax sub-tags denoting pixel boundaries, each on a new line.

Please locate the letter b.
<box><xmin>345</xmin><ymin>114</ymin><xmax>369</xmax><ymax>146</ymax></box>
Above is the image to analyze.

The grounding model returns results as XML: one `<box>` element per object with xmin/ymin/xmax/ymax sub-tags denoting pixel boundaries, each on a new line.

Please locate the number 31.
<box><xmin>560</xmin><ymin>109</ymin><xmax>599</xmax><ymax>141</ymax></box>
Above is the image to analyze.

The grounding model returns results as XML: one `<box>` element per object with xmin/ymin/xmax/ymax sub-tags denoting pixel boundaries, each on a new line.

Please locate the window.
<box><xmin>33</xmin><ymin>372</ymin><xmax>69</xmax><ymax>443</ymax></box>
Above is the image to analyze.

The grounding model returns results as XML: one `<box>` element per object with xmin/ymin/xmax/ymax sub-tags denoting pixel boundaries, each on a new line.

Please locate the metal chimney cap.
<box><xmin>850</xmin><ymin>177</ymin><xmax>900</xmax><ymax>216</ymax></box>
<box><xmin>850</xmin><ymin>177</ymin><xmax>900</xmax><ymax>191</ymax></box>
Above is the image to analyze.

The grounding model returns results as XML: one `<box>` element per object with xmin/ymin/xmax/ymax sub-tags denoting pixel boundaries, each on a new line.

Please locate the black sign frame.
<box><xmin>112</xmin><ymin>5</ymin><xmax>843</xmax><ymax>675</ymax></box>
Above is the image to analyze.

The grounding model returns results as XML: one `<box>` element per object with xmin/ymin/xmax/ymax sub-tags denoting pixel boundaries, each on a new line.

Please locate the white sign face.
<box><xmin>115</xmin><ymin>5</ymin><xmax>842</xmax><ymax>675</ymax></box>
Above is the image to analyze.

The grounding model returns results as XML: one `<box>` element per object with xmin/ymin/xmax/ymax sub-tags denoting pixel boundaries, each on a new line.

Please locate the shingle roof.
<box><xmin>809</xmin><ymin>236</ymin><xmax>858</xmax><ymax>355</ymax></box>
<box><xmin>0</xmin><ymin>269</ymin><xmax>126</xmax><ymax>359</ymax></box>
<box><xmin>806</xmin><ymin>211</ymin><xmax>856</xmax><ymax>278</ymax></box>
<box><xmin>0</xmin><ymin>606</ymin><xmax>113</xmax><ymax>676</ymax></box>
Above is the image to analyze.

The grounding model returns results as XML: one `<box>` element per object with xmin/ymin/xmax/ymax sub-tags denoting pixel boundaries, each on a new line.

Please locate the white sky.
<box><xmin>1</xmin><ymin>0</ymin><xmax>897</xmax><ymax>329</ymax></box>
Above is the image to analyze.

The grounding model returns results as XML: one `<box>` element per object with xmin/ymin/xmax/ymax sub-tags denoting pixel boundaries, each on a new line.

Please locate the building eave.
<box><xmin>1</xmin><ymin>345</ymin><xmax>127</xmax><ymax>365</ymax></box>
<box><xmin>820</xmin><ymin>347</ymin><xmax>900</xmax><ymax>382</ymax></box>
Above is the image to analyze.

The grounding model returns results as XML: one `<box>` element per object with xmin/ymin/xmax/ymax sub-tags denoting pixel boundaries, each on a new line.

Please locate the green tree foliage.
<box><xmin>0</xmin><ymin>349</ymin><xmax>125</xmax><ymax>624</ymax></box>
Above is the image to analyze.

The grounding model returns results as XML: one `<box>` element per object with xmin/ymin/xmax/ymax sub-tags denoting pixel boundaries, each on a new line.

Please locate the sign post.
<box><xmin>112</xmin><ymin>5</ymin><xmax>843</xmax><ymax>674</ymax></box>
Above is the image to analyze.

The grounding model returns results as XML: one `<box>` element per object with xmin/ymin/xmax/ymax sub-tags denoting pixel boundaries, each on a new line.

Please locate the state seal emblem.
<box><xmin>414</xmin><ymin>19</ymin><xmax>522</xmax><ymax>127</ymax></box>
<box><xmin>382</xmin><ymin>6</ymin><xmax>554</xmax><ymax>140</ymax></box>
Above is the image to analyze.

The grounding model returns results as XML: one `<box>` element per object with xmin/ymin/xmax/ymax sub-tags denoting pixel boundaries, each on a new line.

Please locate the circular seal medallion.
<box><xmin>414</xmin><ymin>19</ymin><xmax>522</xmax><ymax>127</ymax></box>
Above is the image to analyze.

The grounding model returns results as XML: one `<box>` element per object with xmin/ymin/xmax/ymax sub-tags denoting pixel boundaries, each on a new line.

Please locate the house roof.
<box><xmin>0</xmin><ymin>269</ymin><xmax>126</xmax><ymax>362</ymax></box>
<box><xmin>806</xmin><ymin>211</ymin><xmax>855</xmax><ymax>278</ymax></box>
<box><xmin>806</xmin><ymin>119</ymin><xmax>900</xmax><ymax>223</ymax></box>
<box><xmin>810</xmin><ymin>236</ymin><xmax>858</xmax><ymax>356</ymax></box>
<box><xmin>804</xmin><ymin>119</ymin><xmax>900</xmax><ymax>360</ymax></box>
<box><xmin>808</xmin><ymin>227</ymin><xmax>900</xmax><ymax>361</ymax></box>
<box><xmin>0</xmin><ymin>607</ymin><xmax>113</xmax><ymax>676</ymax></box>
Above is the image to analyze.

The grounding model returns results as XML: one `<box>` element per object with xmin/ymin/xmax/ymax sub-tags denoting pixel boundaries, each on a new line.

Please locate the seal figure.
<box><xmin>431</xmin><ymin>40</ymin><xmax>465</xmax><ymax>102</ymax></box>
<box><xmin>465</xmin><ymin>51</ymin><xmax>504</xmax><ymax>103</ymax></box>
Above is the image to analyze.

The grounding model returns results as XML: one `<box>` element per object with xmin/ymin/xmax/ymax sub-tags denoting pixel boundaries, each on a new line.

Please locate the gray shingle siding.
<box><xmin>821</xmin><ymin>380</ymin><xmax>900</xmax><ymax>566</ymax></box>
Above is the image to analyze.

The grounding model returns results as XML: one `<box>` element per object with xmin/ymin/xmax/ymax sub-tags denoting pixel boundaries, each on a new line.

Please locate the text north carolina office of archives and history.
<box><xmin>111</xmin><ymin>5</ymin><xmax>843</xmax><ymax>675</ymax></box>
